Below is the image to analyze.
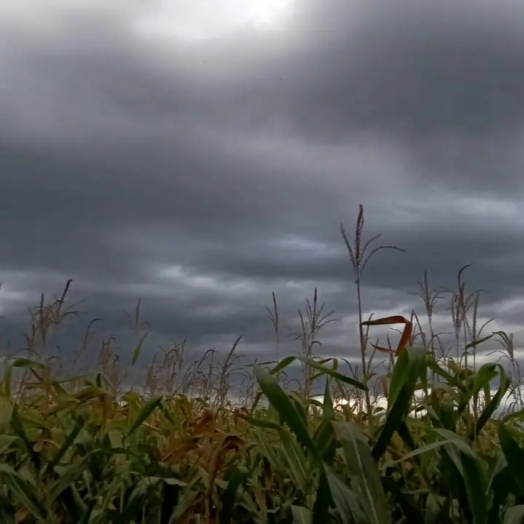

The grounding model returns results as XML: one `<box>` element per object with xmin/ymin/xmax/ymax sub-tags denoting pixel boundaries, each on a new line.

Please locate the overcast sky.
<box><xmin>1</xmin><ymin>0</ymin><xmax>524</xmax><ymax>376</ymax></box>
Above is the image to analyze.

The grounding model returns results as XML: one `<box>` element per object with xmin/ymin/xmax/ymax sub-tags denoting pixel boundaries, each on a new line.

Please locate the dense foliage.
<box><xmin>0</xmin><ymin>344</ymin><xmax>523</xmax><ymax>523</ymax></box>
<box><xmin>1</xmin><ymin>206</ymin><xmax>523</xmax><ymax>523</ymax></box>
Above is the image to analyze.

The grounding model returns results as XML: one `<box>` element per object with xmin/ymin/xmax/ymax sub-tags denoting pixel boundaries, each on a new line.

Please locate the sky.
<box><xmin>1</xmin><ymin>0</ymin><xmax>524</xmax><ymax>380</ymax></box>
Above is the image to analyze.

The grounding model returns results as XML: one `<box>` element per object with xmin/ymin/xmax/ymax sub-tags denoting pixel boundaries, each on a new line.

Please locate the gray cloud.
<box><xmin>0</xmin><ymin>0</ymin><xmax>523</xmax><ymax>372</ymax></box>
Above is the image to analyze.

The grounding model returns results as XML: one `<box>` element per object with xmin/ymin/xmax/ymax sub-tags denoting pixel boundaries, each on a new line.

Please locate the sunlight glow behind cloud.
<box><xmin>136</xmin><ymin>0</ymin><xmax>294</xmax><ymax>42</ymax></box>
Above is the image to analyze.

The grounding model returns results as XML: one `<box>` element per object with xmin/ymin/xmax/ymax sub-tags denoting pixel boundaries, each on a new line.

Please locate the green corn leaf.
<box><xmin>322</xmin><ymin>377</ymin><xmax>335</xmax><ymax>421</ymax></box>
<box><xmin>0</xmin><ymin>397</ymin><xmax>13</xmax><ymax>430</ymax></box>
<box><xmin>503</xmin><ymin>505</ymin><xmax>524</xmax><ymax>524</ymax></box>
<box><xmin>435</xmin><ymin>429</ymin><xmax>488</xmax><ymax>524</ymax></box>
<box><xmin>0</xmin><ymin>464</ymin><xmax>47</xmax><ymax>521</ymax></box>
<box><xmin>393</xmin><ymin>439</ymin><xmax>450</xmax><ymax>463</ymax></box>
<box><xmin>373</xmin><ymin>346</ymin><xmax>426</xmax><ymax>461</ymax></box>
<box><xmin>296</xmin><ymin>356</ymin><xmax>367</xmax><ymax>390</ymax></box>
<box><xmin>9</xmin><ymin>358</ymin><xmax>46</xmax><ymax>369</ymax></box>
<box><xmin>466</xmin><ymin>334</ymin><xmax>495</xmax><ymax>349</ymax></box>
<box><xmin>131</xmin><ymin>332</ymin><xmax>149</xmax><ymax>366</ymax></box>
<box><xmin>57</xmin><ymin>483</ymin><xmax>88</xmax><ymax>522</ymax></box>
<box><xmin>78</xmin><ymin>500</ymin><xmax>97</xmax><ymax>524</ymax></box>
<box><xmin>279</xmin><ymin>426</ymin><xmax>310</xmax><ymax>494</ymax></box>
<box><xmin>241</xmin><ymin>414</ymin><xmax>282</xmax><ymax>431</ymax></box>
<box><xmin>292</xmin><ymin>505</ymin><xmax>312</xmax><ymax>524</ymax></box>
<box><xmin>2</xmin><ymin>358</ymin><xmax>47</xmax><ymax>402</ymax></box>
<box><xmin>254</xmin><ymin>364</ymin><xmax>318</xmax><ymax>459</ymax></box>
<box><xmin>48</xmin><ymin>417</ymin><xmax>86</xmax><ymax>470</ymax></box>
<box><xmin>324</xmin><ymin>464</ymin><xmax>365</xmax><ymax>524</ymax></box>
<box><xmin>252</xmin><ymin>429</ymin><xmax>281</xmax><ymax>468</ymax></box>
<box><xmin>0</xmin><ymin>435</ymin><xmax>20</xmax><ymax>455</ymax></box>
<box><xmin>219</xmin><ymin>467</ymin><xmax>248</xmax><ymax>524</ymax></box>
<box><xmin>426</xmin><ymin>359</ymin><xmax>467</xmax><ymax>391</ymax></box>
<box><xmin>312</xmin><ymin>468</ymin><xmax>332</xmax><ymax>524</ymax></box>
<box><xmin>499</xmin><ymin>423</ymin><xmax>524</xmax><ymax>496</ymax></box>
<box><xmin>126</xmin><ymin>395</ymin><xmax>164</xmax><ymax>437</ymax></box>
<box><xmin>10</xmin><ymin>406</ymin><xmax>40</xmax><ymax>469</ymax></box>
<box><xmin>388</xmin><ymin>346</ymin><xmax>426</xmax><ymax>406</ymax></box>
<box><xmin>425</xmin><ymin>494</ymin><xmax>451</xmax><ymax>524</ymax></box>
<box><xmin>472</xmin><ymin>364</ymin><xmax>509</xmax><ymax>439</ymax></box>
<box><xmin>268</xmin><ymin>355</ymin><xmax>296</xmax><ymax>375</ymax></box>
<box><xmin>487</xmin><ymin>453</ymin><xmax>512</xmax><ymax>524</ymax></box>
<box><xmin>49</xmin><ymin>459</ymin><xmax>90</xmax><ymax>502</ymax></box>
<box><xmin>313</xmin><ymin>418</ymin><xmax>336</xmax><ymax>464</ymax></box>
<box><xmin>333</xmin><ymin>421</ymin><xmax>388</xmax><ymax>524</ymax></box>
<box><xmin>267</xmin><ymin>356</ymin><xmax>367</xmax><ymax>390</ymax></box>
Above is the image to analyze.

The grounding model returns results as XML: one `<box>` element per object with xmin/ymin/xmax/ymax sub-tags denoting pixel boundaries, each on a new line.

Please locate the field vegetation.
<box><xmin>0</xmin><ymin>206</ymin><xmax>523</xmax><ymax>523</ymax></box>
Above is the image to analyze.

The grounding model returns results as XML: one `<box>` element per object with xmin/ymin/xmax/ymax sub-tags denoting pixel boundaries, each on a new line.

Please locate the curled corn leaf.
<box><xmin>361</xmin><ymin>315</ymin><xmax>412</xmax><ymax>357</ymax></box>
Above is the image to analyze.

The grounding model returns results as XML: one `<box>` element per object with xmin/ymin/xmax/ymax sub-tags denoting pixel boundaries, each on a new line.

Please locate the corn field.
<box><xmin>1</xmin><ymin>206</ymin><xmax>524</xmax><ymax>523</ymax></box>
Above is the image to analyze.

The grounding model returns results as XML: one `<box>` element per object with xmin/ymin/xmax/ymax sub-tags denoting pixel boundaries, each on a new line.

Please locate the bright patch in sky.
<box><xmin>137</xmin><ymin>0</ymin><xmax>294</xmax><ymax>42</ymax></box>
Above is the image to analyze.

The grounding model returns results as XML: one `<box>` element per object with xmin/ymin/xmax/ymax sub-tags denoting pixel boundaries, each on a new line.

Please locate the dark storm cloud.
<box><xmin>243</xmin><ymin>0</ymin><xmax>524</xmax><ymax>194</ymax></box>
<box><xmin>280</xmin><ymin>0</ymin><xmax>524</xmax><ymax>136</ymax></box>
<box><xmin>1</xmin><ymin>0</ymin><xmax>524</xmax><ymax>367</ymax></box>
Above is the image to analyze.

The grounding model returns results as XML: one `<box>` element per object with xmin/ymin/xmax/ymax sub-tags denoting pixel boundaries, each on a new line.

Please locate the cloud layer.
<box><xmin>1</xmin><ymin>0</ymin><xmax>524</xmax><ymax>375</ymax></box>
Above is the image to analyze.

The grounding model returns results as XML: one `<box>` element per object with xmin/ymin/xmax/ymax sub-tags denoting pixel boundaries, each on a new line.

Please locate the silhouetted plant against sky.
<box><xmin>341</xmin><ymin>204</ymin><xmax>406</xmax><ymax>414</ymax></box>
